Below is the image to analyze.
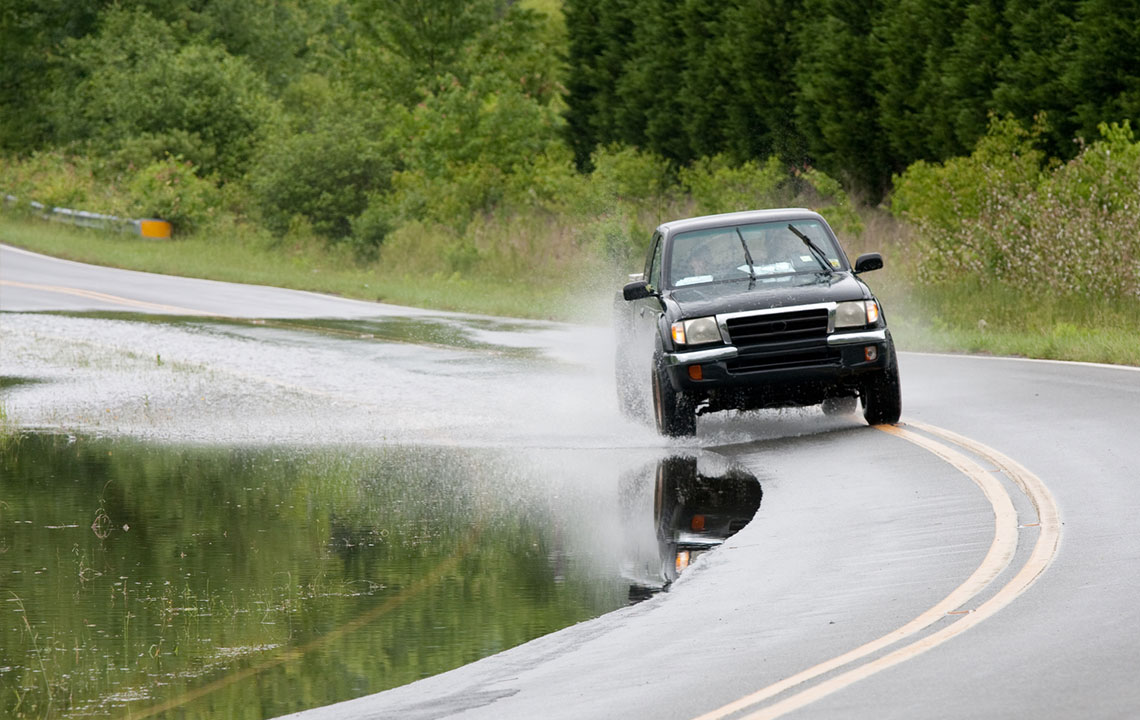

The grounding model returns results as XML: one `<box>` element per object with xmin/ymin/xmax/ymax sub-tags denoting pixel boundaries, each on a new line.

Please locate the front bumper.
<box><xmin>664</xmin><ymin>328</ymin><xmax>887</xmax><ymax>367</ymax></box>
<box><xmin>662</xmin><ymin>328</ymin><xmax>891</xmax><ymax>410</ymax></box>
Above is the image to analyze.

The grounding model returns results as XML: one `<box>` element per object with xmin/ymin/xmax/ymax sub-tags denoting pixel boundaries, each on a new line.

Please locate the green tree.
<box><xmin>611</xmin><ymin>0</ymin><xmax>689</xmax><ymax>160</ymax></box>
<box><xmin>564</xmin><ymin>0</ymin><xmax>639</xmax><ymax>168</ymax></box>
<box><xmin>191</xmin><ymin>0</ymin><xmax>334</xmax><ymax>90</ymax></box>
<box><xmin>250</xmin><ymin>111</ymin><xmax>396</xmax><ymax>241</ymax></box>
<box><xmin>1067</xmin><ymin>0</ymin><xmax>1140</xmax><ymax>140</ymax></box>
<box><xmin>674</xmin><ymin>0</ymin><xmax>733</xmax><ymax>161</ymax></box>
<box><xmin>992</xmin><ymin>0</ymin><xmax>1080</xmax><ymax>156</ymax></box>
<box><xmin>51</xmin><ymin>7</ymin><xmax>273</xmax><ymax>180</ymax></box>
<box><xmin>794</xmin><ymin>0</ymin><xmax>890</xmax><ymax>198</ymax></box>
<box><xmin>941</xmin><ymin>0</ymin><xmax>1009</xmax><ymax>151</ymax></box>
<box><xmin>0</xmin><ymin>0</ymin><xmax>102</xmax><ymax>150</ymax></box>
<box><xmin>716</xmin><ymin>0</ymin><xmax>805</xmax><ymax>164</ymax></box>
<box><xmin>348</xmin><ymin>0</ymin><xmax>506</xmax><ymax>103</ymax></box>
<box><xmin>873</xmin><ymin>0</ymin><xmax>968</xmax><ymax>167</ymax></box>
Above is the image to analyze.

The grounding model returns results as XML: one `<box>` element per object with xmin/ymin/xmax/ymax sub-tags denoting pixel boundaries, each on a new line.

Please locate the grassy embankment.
<box><xmin>0</xmin><ymin>212</ymin><xmax>591</xmax><ymax>321</ymax></box>
<box><xmin>5</xmin><ymin>206</ymin><xmax>1140</xmax><ymax>367</ymax></box>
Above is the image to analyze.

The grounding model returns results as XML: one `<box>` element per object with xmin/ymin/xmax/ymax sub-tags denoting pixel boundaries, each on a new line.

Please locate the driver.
<box><xmin>674</xmin><ymin>241</ymin><xmax>715</xmax><ymax>285</ymax></box>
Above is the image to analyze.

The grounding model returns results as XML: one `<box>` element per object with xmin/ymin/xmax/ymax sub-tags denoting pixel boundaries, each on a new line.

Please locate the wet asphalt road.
<box><xmin>2</xmin><ymin>243</ymin><xmax>1139</xmax><ymax>719</ymax></box>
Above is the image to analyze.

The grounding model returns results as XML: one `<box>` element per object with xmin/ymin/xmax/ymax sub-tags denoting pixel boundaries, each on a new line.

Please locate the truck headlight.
<box><xmin>835</xmin><ymin>301</ymin><xmax>879</xmax><ymax>328</ymax></box>
<box><xmin>671</xmin><ymin>316</ymin><xmax>722</xmax><ymax>346</ymax></box>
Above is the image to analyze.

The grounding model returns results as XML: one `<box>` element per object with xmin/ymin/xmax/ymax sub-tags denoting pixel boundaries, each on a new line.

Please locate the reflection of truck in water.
<box><xmin>621</xmin><ymin>454</ymin><xmax>762</xmax><ymax>602</ymax></box>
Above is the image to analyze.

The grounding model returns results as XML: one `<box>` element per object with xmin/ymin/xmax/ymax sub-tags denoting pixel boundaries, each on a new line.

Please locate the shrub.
<box><xmin>679</xmin><ymin>154</ymin><xmax>787</xmax><ymax>215</ymax></box>
<box><xmin>503</xmin><ymin>144</ymin><xmax>593</xmax><ymax>215</ymax></box>
<box><xmin>250</xmin><ymin>120</ymin><xmax>395</xmax><ymax>242</ymax></box>
<box><xmin>0</xmin><ymin>152</ymin><xmax>100</xmax><ymax>210</ymax></box>
<box><xmin>52</xmin><ymin>8</ymin><xmax>272</xmax><ymax>180</ymax></box>
<box><xmin>892</xmin><ymin>117</ymin><xmax>1140</xmax><ymax>299</ymax></box>
<box><xmin>589</xmin><ymin>145</ymin><xmax>674</xmax><ymax>205</ymax></box>
<box><xmin>126</xmin><ymin>159</ymin><xmax>222</xmax><ymax>234</ymax></box>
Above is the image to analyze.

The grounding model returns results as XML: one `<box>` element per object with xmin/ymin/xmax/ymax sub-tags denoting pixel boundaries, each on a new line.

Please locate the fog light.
<box><xmin>688</xmin><ymin>365</ymin><xmax>703</xmax><ymax>380</ymax></box>
<box><xmin>865</xmin><ymin>346</ymin><xmax>879</xmax><ymax>362</ymax></box>
<box><xmin>676</xmin><ymin>551</ymin><xmax>691</xmax><ymax>573</ymax></box>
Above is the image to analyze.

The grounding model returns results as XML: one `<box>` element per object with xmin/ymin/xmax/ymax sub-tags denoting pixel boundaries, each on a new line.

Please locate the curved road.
<box><xmin>2</xmin><ymin>243</ymin><xmax>1138</xmax><ymax>718</ymax></box>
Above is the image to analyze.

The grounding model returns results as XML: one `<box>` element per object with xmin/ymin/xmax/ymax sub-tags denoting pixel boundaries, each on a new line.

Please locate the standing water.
<box><xmin>1</xmin><ymin>434</ymin><xmax>762</xmax><ymax>719</ymax></box>
<box><xmin>1</xmin><ymin>435</ymin><xmax>636</xmax><ymax>718</ymax></box>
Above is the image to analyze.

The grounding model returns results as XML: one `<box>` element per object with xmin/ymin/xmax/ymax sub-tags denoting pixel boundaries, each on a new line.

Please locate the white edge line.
<box><xmin>900</xmin><ymin>349</ymin><xmax>1140</xmax><ymax>374</ymax></box>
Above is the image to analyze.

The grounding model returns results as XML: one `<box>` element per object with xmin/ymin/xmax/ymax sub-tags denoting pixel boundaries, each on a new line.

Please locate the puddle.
<box><xmin>25</xmin><ymin>311</ymin><xmax>553</xmax><ymax>358</ymax></box>
<box><xmin>0</xmin><ymin>376</ymin><xmax>44</xmax><ymax>391</ymax></box>
<box><xmin>0</xmin><ymin>435</ymin><xmax>762</xmax><ymax>719</ymax></box>
<box><xmin>0</xmin><ymin>311</ymin><xmax>638</xmax><ymax>447</ymax></box>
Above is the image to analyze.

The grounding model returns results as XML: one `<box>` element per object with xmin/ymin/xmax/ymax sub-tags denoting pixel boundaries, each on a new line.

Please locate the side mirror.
<box><xmin>854</xmin><ymin>253</ymin><xmax>884</xmax><ymax>273</ymax></box>
<box><xmin>623</xmin><ymin>280</ymin><xmax>653</xmax><ymax>301</ymax></box>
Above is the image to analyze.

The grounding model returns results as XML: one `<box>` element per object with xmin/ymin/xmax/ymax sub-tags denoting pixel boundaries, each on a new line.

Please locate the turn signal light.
<box><xmin>691</xmin><ymin>514</ymin><xmax>706</xmax><ymax>531</ymax></box>
<box><xmin>671</xmin><ymin>322</ymin><xmax>686</xmax><ymax>345</ymax></box>
<box><xmin>867</xmin><ymin>301</ymin><xmax>880</xmax><ymax>324</ymax></box>
<box><xmin>688</xmin><ymin>365</ymin><xmax>703</xmax><ymax>380</ymax></box>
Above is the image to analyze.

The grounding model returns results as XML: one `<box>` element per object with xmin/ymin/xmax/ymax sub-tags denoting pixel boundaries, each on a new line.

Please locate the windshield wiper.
<box><xmin>735</xmin><ymin>227</ymin><xmax>757</xmax><ymax>285</ymax></box>
<box><xmin>787</xmin><ymin>223</ymin><xmax>833</xmax><ymax>275</ymax></box>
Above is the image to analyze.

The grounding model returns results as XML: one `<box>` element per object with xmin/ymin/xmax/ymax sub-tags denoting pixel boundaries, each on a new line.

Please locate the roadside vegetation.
<box><xmin>2</xmin><ymin>0</ymin><xmax>1138</xmax><ymax>364</ymax></box>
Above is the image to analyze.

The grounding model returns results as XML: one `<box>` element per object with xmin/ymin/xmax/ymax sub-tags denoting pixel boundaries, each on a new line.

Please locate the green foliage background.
<box><xmin>565</xmin><ymin>0</ymin><xmax>1140</xmax><ymax>200</ymax></box>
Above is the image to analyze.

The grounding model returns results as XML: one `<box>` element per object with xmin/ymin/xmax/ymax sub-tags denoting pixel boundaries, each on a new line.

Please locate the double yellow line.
<box><xmin>694</xmin><ymin>421</ymin><xmax>1061</xmax><ymax>720</ymax></box>
<box><xmin>1</xmin><ymin>279</ymin><xmax>218</xmax><ymax>316</ymax></box>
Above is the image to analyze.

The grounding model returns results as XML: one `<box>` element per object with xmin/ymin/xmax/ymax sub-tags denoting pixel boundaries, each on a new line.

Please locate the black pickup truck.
<box><xmin>615</xmin><ymin>208</ymin><xmax>901</xmax><ymax>436</ymax></box>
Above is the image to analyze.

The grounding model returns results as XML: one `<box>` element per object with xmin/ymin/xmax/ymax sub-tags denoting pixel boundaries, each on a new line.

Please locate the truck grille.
<box><xmin>724</xmin><ymin>308</ymin><xmax>829</xmax><ymax>347</ymax></box>
<box><xmin>723</xmin><ymin>308</ymin><xmax>835</xmax><ymax>374</ymax></box>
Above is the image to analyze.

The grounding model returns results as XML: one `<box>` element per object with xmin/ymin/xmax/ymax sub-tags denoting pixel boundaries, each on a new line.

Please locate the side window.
<box><xmin>646</xmin><ymin>234</ymin><xmax>664</xmax><ymax>290</ymax></box>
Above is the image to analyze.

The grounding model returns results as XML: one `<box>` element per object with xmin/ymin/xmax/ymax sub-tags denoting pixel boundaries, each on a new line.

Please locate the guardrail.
<box><xmin>2</xmin><ymin>193</ymin><xmax>172</xmax><ymax>239</ymax></box>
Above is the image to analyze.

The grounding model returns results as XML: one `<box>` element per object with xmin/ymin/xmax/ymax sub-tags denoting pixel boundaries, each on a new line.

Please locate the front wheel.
<box><xmin>862</xmin><ymin>345</ymin><xmax>902</xmax><ymax>425</ymax></box>
<box><xmin>652</xmin><ymin>358</ymin><xmax>696</xmax><ymax>437</ymax></box>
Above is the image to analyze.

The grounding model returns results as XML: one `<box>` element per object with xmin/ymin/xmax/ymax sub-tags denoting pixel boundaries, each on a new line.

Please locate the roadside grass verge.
<box><xmin>0</xmin><ymin>214</ymin><xmax>585</xmax><ymax>321</ymax></box>
<box><xmin>885</xmin><ymin>280</ymin><xmax>1140</xmax><ymax>366</ymax></box>
<box><xmin>4</xmin><ymin>212</ymin><xmax>1139</xmax><ymax>367</ymax></box>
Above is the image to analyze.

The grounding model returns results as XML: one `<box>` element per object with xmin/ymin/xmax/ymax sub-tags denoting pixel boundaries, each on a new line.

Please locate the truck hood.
<box><xmin>667</xmin><ymin>273</ymin><xmax>870</xmax><ymax>318</ymax></box>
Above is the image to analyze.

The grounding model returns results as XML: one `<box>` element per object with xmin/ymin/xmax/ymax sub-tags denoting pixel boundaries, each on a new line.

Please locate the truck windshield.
<box><xmin>668</xmin><ymin>220</ymin><xmax>842</xmax><ymax>288</ymax></box>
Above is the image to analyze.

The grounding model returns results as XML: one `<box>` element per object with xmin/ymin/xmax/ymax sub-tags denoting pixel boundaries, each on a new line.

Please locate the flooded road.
<box><xmin>0</xmin><ymin>252</ymin><xmax>775</xmax><ymax>718</ymax></box>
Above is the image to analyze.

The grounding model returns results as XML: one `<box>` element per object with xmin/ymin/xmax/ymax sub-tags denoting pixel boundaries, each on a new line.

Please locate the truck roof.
<box><xmin>657</xmin><ymin>208</ymin><xmax>826</xmax><ymax>238</ymax></box>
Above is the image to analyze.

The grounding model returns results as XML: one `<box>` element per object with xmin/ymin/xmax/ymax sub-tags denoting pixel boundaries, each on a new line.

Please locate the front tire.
<box><xmin>862</xmin><ymin>345</ymin><xmax>902</xmax><ymax>425</ymax></box>
<box><xmin>652</xmin><ymin>357</ymin><xmax>696</xmax><ymax>437</ymax></box>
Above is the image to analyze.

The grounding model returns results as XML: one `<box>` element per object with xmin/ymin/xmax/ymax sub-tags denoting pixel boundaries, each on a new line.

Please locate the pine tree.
<box><xmin>1067</xmin><ymin>0</ymin><xmax>1140</xmax><ymax>139</ymax></box>
<box><xmin>873</xmin><ymin>0</ymin><xmax>968</xmax><ymax>168</ymax></box>
<box><xmin>794</xmin><ymin>0</ymin><xmax>890</xmax><ymax>197</ymax></box>
<box><xmin>993</xmin><ymin>0</ymin><xmax>1080</xmax><ymax>156</ymax></box>
<box><xmin>565</xmin><ymin>0</ymin><xmax>640</xmax><ymax>167</ymax></box>
<box><xmin>941</xmin><ymin>0</ymin><xmax>1009</xmax><ymax>151</ymax></box>
<box><xmin>613</xmin><ymin>0</ymin><xmax>690</xmax><ymax>160</ymax></box>
<box><xmin>717</xmin><ymin>0</ymin><xmax>805</xmax><ymax>163</ymax></box>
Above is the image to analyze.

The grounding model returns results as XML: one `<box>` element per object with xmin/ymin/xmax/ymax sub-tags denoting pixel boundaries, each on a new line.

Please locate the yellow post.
<box><xmin>138</xmin><ymin>219</ymin><xmax>173</xmax><ymax>239</ymax></box>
